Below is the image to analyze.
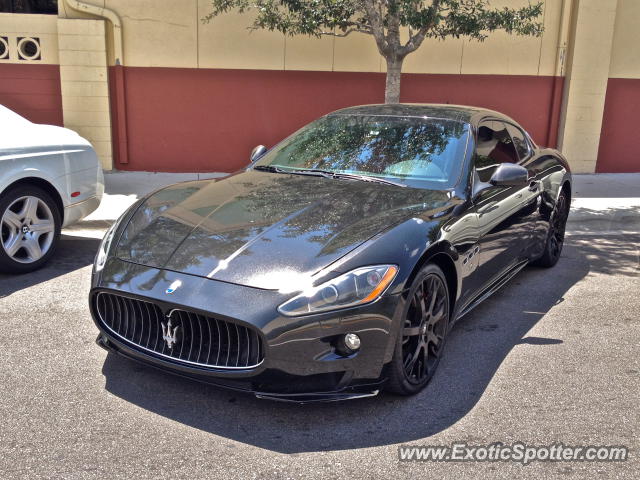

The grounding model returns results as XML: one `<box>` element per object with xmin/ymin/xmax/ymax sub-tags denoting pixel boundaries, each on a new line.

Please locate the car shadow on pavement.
<box><xmin>100</xmin><ymin>236</ymin><xmax>636</xmax><ymax>454</ymax></box>
<box><xmin>0</xmin><ymin>234</ymin><xmax>100</xmax><ymax>298</ymax></box>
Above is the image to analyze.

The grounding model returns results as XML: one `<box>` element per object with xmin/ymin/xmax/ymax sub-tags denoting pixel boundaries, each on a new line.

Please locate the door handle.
<box><xmin>528</xmin><ymin>180</ymin><xmax>540</xmax><ymax>192</ymax></box>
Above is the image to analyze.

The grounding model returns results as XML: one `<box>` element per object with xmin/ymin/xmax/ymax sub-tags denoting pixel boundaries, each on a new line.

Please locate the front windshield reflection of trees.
<box><xmin>256</xmin><ymin>115</ymin><xmax>469</xmax><ymax>188</ymax></box>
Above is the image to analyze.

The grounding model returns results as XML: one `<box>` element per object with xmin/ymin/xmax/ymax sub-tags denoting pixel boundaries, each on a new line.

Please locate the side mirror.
<box><xmin>250</xmin><ymin>145</ymin><xmax>267</xmax><ymax>163</ymax></box>
<box><xmin>489</xmin><ymin>163</ymin><xmax>528</xmax><ymax>187</ymax></box>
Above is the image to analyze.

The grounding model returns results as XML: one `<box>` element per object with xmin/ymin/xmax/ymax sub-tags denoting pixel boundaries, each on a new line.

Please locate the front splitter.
<box><xmin>96</xmin><ymin>334</ymin><xmax>384</xmax><ymax>404</ymax></box>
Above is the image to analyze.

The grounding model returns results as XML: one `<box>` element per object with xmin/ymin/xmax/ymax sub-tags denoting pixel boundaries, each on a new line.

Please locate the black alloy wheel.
<box><xmin>386</xmin><ymin>263</ymin><xmax>450</xmax><ymax>395</ymax></box>
<box><xmin>533</xmin><ymin>189</ymin><xmax>569</xmax><ymax>268</ymax></box>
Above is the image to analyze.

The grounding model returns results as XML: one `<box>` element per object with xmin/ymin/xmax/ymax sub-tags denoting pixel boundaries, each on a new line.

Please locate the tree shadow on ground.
<box><xmin>564</xmin><ymin>233</ymin><xmax>638</xmax><ymax>277</ymax></box>
<box><xmin>101</xmin><ymin>235</ymin><xmax>636</xmax><ymax>453</ymax></box>
<box><xmin>568</xmin><ymin>205</ymin><xmax>640</xmax><ymax>235</ymax></box>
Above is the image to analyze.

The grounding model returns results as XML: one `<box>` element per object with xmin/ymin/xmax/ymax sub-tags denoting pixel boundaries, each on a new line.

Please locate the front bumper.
<box><xmin>95</xmin><ymin>333</ymin><xmax>382</xmax><ymax>403</ymax></box>
<box><xmin>90</xmin><ymin>259</ymin><xmax>404</xmax><ymax>402</ymax></box>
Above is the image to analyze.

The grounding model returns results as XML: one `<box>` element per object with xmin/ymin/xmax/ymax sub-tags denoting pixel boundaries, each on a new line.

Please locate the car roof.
<box><xmin>328</xmin><ymin>103</ymin><xmax>516</xmax><ymax>125</ymax></box>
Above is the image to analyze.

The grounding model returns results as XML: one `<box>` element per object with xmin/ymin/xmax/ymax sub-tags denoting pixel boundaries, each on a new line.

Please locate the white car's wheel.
<box><xmin>0</xmin><ymin>186</ymin><xmax>61</xmax><ymax>273</ymax></box>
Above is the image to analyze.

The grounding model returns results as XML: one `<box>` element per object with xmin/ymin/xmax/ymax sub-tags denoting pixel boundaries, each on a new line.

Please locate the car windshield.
<box><xmin>253</xmin><ymin>114</ymin><xmax>470</xmax><ymax>188</ymax></box>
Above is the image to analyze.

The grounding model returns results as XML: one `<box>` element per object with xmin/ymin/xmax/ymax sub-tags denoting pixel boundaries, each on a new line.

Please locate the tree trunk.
<box><xmin>385</xmin><ymin>56</ymin><xmax>403</xmax><ymax>104</ymax></box>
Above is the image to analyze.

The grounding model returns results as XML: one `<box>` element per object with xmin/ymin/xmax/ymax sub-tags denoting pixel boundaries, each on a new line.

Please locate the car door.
<box><xmin>505</xmin><ymin>121</ymin><xmax>542</xmax><ymax>248</ymax></box>
<box><xmin>469</xmin><ymin>119</ymin><xmax>537</xmax><ymax>288</ymax></box>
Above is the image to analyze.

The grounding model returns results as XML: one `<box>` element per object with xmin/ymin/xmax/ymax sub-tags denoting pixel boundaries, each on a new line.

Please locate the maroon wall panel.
<box><xmin>114</xmin><ymin>67</ymin><xmax>562</xmax><ymax>172</ymax></box>
<box><xmin>0</xmin><ymin>63</ymin><xmax>63</xmax><ymax>126</ymax></box>
<box><xmin>597</xmin><ymin>78</ymin><xmax>640</xmax><ymax>173</ymax></box>
<box><xmin>401</xmin><ymin>73</ymin><xmax>562</xmax><ymax>147</ymax></box>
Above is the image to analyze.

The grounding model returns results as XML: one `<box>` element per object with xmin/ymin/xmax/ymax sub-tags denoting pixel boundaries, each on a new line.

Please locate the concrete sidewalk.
<box><xmin>569</xmin><ymin>173</ymin><xmax>640</xmax><ymax>235</ymax></box>
<box><xmin>64</xmin><ymin>171</ymin><xmax>640</xmax><ymax>237</ymax></box>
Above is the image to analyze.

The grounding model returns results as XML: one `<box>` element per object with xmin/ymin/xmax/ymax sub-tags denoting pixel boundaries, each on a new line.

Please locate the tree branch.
<box><xmin>399</xmin><ymin>0</ymin><xmax>441</xmax><ymax>56</ymax></box>
<box><xmin>362</xmin><ymin>0</ymin><xmax>389</xmax><ymax>55</ymax></box>
<box><xmin>320</xmin><ymin>27</ymin><xmax>372</xmax><ymax>37</ymax></box>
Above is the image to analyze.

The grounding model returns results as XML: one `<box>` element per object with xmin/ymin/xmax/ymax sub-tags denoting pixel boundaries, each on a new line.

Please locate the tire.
<box><xmin>531</xmin><ymin>189</ymin><xmax>569</xmax><ymax>268</ymax></box>
<box><xmin>386</xmin><ymin>263</ymin><xmax>451</xmax><ymax>395</ymax></box>
<box><xmin>0</xmin><ymin>186</ymin><xmax>61</xmax><ymax>274</ymax></box>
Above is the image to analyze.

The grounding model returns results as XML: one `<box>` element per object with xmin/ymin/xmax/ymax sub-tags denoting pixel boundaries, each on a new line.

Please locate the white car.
<box><xmin>0</xmin><ymin>105</ymin><xmax>104</xmax><ymax>273</ymax></box>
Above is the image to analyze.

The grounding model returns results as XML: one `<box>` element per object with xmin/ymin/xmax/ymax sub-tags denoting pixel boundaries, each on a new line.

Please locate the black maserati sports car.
<box><xmin>90</xmin><ymin>104</ymin><xmax>571</xmax><ymax>402</ymax></box>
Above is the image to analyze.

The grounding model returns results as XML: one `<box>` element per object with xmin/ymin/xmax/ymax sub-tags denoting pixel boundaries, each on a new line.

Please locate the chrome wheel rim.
<box><xmin>402</xmin><ymin>273</ymin><xmax>449</xmax><ymax>385</ymax></box>
<box><xmin>1</xmin><ymin>196</ymin><xmax>55</xmax><ymax>264</ymax></box>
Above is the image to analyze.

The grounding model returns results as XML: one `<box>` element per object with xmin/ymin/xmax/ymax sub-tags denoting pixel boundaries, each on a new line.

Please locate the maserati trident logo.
<box><xmin>161</xmin><ymin>319</ymin><xmax>180</xmax><ymax>349</ymax></box>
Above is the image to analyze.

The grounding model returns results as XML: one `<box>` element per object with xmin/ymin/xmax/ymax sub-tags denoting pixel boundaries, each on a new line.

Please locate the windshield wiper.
<box><xmin>286</xmin><ymin>168</ymin><xmax>336</xmax><ymax>178</ymax></box>
<box><xmin>255</xmin><ymin>166</ymin><xmax>406</xmax><ymax>187</ymax></box>
<box><xmin>255</xmin><ymin>166</ymin><xmax>335</xmax><ymax>178</ymax></box>
<box><xmin>329</xmin><ymin>172</ymin><xmax>407</xmax><ymax>187</ymax></box>
<box><xmin>292</xmin><ymin>168</ymin><xmax>408</xmax><ymax>187</ymax></box>
<box><xmin>253</xmin><ymin>165</ymin><xmax>288</xmax><ymax>173</ymax></box>
<box><xmin>254</xmin><ymin>166</ymin><xmax>334</xmax><ymax>178</ymax></box>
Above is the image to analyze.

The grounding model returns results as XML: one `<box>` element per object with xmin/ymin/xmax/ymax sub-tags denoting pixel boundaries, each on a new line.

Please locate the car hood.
<box><xmin>115</xmin><ymin>170</ymin><xmax>452</xmax><ymax>290</ymax></box>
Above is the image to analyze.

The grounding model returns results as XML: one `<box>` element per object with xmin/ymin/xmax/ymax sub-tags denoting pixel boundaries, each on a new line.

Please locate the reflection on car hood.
<box><xmin>115</xmin><ymin>170</ymin><xmax>451</xmax><ymax>290</ymax></box>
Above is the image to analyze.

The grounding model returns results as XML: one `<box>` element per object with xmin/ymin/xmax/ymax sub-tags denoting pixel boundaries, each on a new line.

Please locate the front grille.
<box><xmin>94</xmin><ymin>292</ymin><xmax>264</xmax><ymax>369</ymax></box>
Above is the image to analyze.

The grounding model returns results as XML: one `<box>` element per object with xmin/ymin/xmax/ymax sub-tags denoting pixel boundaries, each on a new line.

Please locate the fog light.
<box><xmin>344</xmin><ymin>333</ymin><xmax>361</xmax><ymax>351</ymax></box>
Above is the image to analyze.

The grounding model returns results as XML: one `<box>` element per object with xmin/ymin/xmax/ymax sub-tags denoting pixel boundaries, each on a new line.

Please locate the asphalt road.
<box><xmin>1</xmin><ymin>183</ymin><xmax>638</xmax><ymax>479</ymax></box>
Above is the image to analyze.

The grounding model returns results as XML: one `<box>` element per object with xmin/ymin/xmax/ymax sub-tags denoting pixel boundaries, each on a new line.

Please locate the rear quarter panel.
<box><xmin>0</xmin><ymin>122</ymin><xmax>103</xmax><ymax>226</ymax></box>
<box><xmin>0</xmin><ymin>149</ymin><xmax>68</xmax><ymax>202</ymax></box>
<box><xmin>523</xmin><ymin>148</ymin><xmax>571</xmax><ymax>258</ymax></box>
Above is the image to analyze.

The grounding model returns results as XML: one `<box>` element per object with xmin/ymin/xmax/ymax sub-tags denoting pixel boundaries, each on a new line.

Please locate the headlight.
<box><xmin>94</xmin><ymin>222</ymin><xmax>117</xmax><ymax>273</ymax></box>
<box><xmin>278</xmin><ymin>265</ymin><xmax>398</xmax><ymax>316</ymax></box>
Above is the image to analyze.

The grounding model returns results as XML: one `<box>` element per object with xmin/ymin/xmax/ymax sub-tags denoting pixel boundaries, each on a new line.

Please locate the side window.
<box><xmin>475</xmin><ymin>120</ymin><xmax>519</xmax><ymax>182</ymax></box>
<box><xmin>506</xmin><ymin>124</ymin><xmax>530</xmax><ymax>161</ymax></box>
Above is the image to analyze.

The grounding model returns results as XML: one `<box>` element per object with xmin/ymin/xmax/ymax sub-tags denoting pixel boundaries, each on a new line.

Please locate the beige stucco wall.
<box><xmin>57</xmin><ymin>18</ymin><xmax>113</xmax><ymax>170</ymax></box>
<box><xmin>609</xmin><ymin>0</ymin><xmax>640</xmax><ymax>79</ymax></box>
<box><xmin>39</xmin><ymin>0</ymin><xmax>640</xmax><ymax>174</ymax></box>
<box><xmin>55</xmin><ymin>0</ymin><xmax>564</xmax><ymax>76</ymax></box>
<box><xmin>0</xmin><ymin>13</ymin><xmax>59</xmax><ymax>64</ymax></box>
<box><xmin>557</xmin><ymin>0</ymin><xmax>619</xmax><ymax>174</ymax></box>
